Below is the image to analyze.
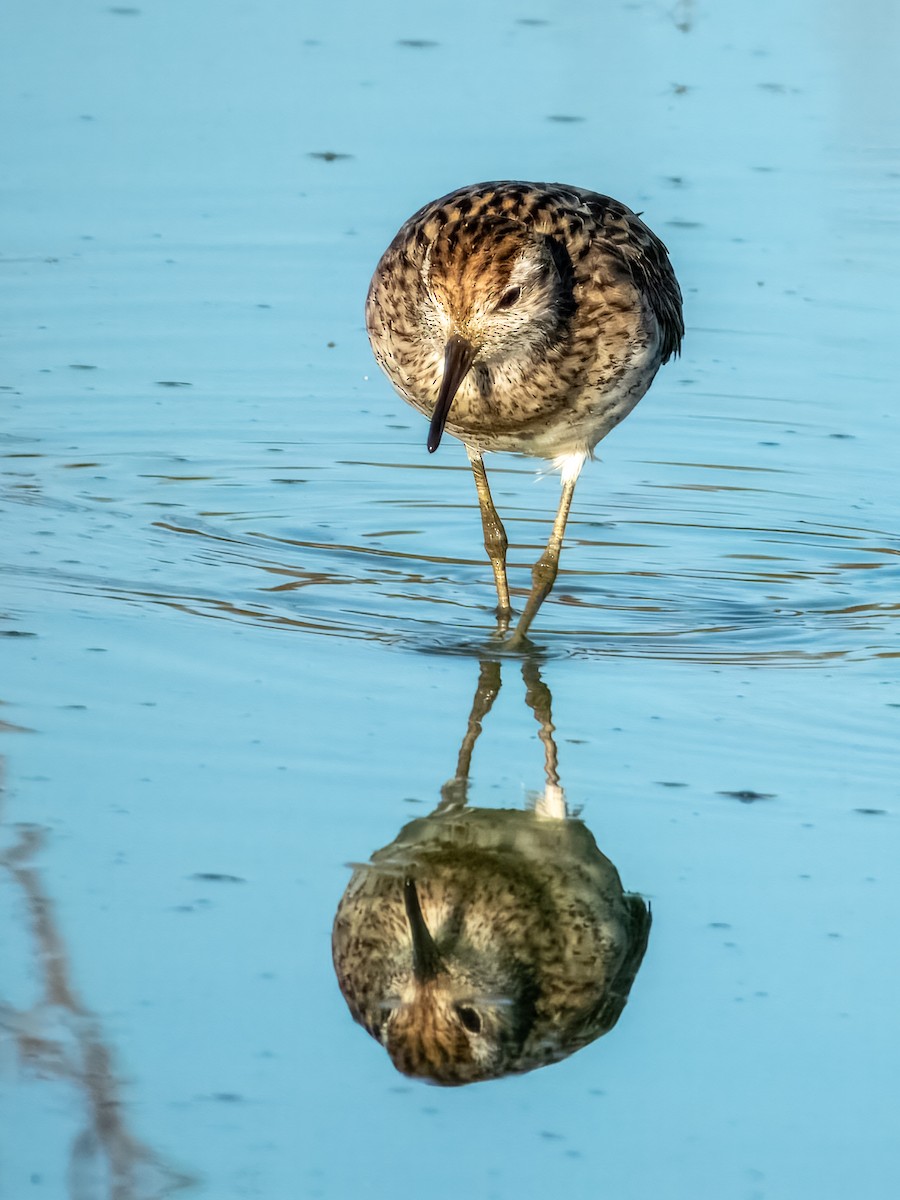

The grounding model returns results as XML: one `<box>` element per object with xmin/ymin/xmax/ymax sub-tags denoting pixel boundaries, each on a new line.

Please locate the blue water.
<box><xmin>2</xmin><ymin>1</ymin><xmax>898</xmax><ymax>1197</ymax></box>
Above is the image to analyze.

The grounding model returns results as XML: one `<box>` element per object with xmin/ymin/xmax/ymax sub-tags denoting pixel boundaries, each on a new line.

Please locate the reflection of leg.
<box><xmin>521</xmin><ymin>658</ymin><xmax>563</xmax><ymax>809</ymax></box>
<box><xmin>508</xmin><ymin>467</ymin><xmax>581</xmax><ymax>647</ymax></box>
<box><xmin>466</xmin><ymin>446</ymin><xmax>511</xmax><ymax>621</ymax></box>
<box><xmin>437</xmin><ymin>659</ymin><xmax>502</xmax><ymax>812</ymax></box>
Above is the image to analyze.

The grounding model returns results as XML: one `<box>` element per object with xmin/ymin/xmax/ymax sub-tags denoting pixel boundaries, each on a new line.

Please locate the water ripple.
<box><xmin>4</xmin><ymin>441</ymin><xmax>898</xmax><ymax>664</ymax></box>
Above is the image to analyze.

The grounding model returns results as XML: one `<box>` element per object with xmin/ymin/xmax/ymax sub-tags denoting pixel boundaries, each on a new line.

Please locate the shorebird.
<box><xmin>366</xmin><ymin>181</ymin><xmax>683</xmax><ymax>644</ymax></box>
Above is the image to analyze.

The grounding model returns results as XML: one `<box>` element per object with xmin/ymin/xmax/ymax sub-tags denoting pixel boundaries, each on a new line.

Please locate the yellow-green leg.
<box><xmin>466</xmin><ymin>446</ymin><xmax>511</xmax><ymax>621</ymax></box>
<box><xmin>507</xmin><ymin>471</ymin><xmax>580</xmax><ymax>648</ymax></box>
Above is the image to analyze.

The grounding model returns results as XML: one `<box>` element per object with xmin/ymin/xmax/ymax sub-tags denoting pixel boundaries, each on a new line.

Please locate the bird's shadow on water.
<box><xmin>331</xmin><ymin>654</ymin><xmax>652</xmax><ymax>1086</ymax></box>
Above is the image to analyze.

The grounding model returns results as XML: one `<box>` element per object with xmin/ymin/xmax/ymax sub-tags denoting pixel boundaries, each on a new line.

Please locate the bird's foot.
<box><xmin>492</xmin><ymin>606</ymin><xmax>512</xmax><ymax>640</ymax></box>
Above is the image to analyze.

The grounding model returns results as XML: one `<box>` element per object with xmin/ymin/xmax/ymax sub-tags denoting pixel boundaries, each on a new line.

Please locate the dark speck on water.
<box><xmin>718</xmin><ymin>790</ymin><xmax>776</xmax><ymax>803</ymax></box>
<box><xmin>189</xmin><ymin>873</ymin><xmax>246</xmax><ymax>883</ymax></box>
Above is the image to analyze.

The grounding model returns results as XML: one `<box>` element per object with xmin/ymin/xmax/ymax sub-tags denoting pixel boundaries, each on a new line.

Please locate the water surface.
<box><xmin>2</xmin><ymin>1</ymin><xmax>898</xmax><ymax>1197</ymax></box>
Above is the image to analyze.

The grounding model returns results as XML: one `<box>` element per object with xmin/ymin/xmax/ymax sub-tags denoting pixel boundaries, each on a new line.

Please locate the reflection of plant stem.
<box><xmin>1</xmin><ymin>772</ymin><xmax>194</xmax><ymax>1199</ymax></box>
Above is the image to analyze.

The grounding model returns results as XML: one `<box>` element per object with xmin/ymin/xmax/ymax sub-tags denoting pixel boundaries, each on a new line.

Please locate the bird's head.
<box><xmin>421</xmin><ymin>216</ymin><xmax>575</xmax><ymax>452</ymax></box>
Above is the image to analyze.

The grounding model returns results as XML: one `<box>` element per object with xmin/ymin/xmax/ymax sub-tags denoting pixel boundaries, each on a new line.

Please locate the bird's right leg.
<box><xmin>466</xmin><ymin>446</ymin><xmax>511</xmax><ymax>623</ymax></box>
<box><xmin>506</xmin><ymin>461</ymin><xmax>582</xmax><ymax>649</ymax></box>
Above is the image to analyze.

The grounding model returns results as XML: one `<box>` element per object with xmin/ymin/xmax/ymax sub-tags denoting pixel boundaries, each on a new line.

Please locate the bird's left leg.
<box><xmin>507</xmin><ymin>456</ymin><xmax>584</xmax><ymax>647</ymax></box>
<box><xmin>466</xmin><ymin>446</ymin><xmax>511</xmax><ymax>623</ymax></box>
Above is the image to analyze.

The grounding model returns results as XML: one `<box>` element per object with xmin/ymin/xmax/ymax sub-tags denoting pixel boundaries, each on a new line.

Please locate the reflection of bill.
<box><xmin>0</xmin><ymin>761</ymin><xmax>193</xmax><ymax>1199</ymax></box>
<box><xmin>332</xmin><ymin>660</ymin><xmax>651</xmax><ymax>1086</ymax></box>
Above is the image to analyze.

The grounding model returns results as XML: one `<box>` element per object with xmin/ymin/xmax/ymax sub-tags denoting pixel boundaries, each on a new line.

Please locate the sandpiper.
<box><xmin>366</xmin><ymin>181</ymin><xmax>683</xmax><ymax>644</ymax></box>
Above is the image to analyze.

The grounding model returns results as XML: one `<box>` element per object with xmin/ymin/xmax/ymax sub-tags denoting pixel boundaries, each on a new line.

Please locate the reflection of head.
<box><xmin>332</xmin><ymin>808</ymin><xmax>651</xmax><ymax>1085</ymax></box>
<box><xmin>377</xmin><ymin>874</ymin><xmax>541</xmax><ymax>1086</ymax></box>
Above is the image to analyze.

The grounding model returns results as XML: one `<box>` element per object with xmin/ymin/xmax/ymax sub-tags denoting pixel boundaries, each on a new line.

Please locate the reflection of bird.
<box><xmin>332</xmin><ymin>808</ymin><xmax>651</xmax><ymax>1085</ymax></box>
<box><xmin>366</xmin><ymin>181</ymin><xmax>683</xmax><ymax>643</ymax></box>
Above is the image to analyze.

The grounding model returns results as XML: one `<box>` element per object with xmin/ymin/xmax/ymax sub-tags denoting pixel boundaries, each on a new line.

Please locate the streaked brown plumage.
<box><xmin>366</xmin><ymin>180</ymin><xmax>683</xmax><ymax>643</ymax></box>
<box><xmin>332</xmin><ymin>809</ymin><xmax>651</xmax><ymax>1086</ymax></box>
<box><xmin>336</xmin><ymin>806</ymin><xmax>652</xmax><ymax>1089</ymax></box>
<box><xmin>331</xmin><ymin>657</ymin><xmax>652</xmax><ymax>1086</ymax></box>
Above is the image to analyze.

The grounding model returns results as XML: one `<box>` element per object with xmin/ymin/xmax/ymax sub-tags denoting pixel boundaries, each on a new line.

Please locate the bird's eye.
<box><xmin>455</xmin><ymin>1005</ymin><xmax>483</xmax><ymax>1034</ymax></box>
<box><xmin>495</xmin><ymin>286</ymin><xmax>521</xmax><ymax>311</ymax></box>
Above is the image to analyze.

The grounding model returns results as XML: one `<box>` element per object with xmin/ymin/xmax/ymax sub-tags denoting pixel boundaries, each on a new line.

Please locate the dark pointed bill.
<box><xmin>427</xmin><ymin>334</ymin><xmax>476</xmax><ymax>453</ymax></box>
<box><xmin>403</xmin><ymin>877</ymin><xmax>443</xmax><ymax>982</ymax></box>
